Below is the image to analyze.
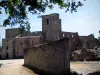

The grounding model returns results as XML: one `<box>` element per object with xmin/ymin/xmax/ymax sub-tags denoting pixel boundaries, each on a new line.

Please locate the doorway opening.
<box><xmin>6</xmin><ymin>53</ymin><xmax>8</xmax><ymax>59</ymax></box>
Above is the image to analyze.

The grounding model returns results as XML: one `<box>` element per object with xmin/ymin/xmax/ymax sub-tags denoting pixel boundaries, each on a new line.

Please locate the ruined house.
<box><xmin>71</xmin><ymin>34</ymin><xmax>100</xmax><ymax>61</ymax></box>
<box><xmin>79</xmin><ymin>34</ymin><xmax>99</xmax><ymax>49</ymax></box>
<box><xmin>2</xmin><ymin>35</ymin><xmax>42</xmax><ymax>59</ymax></box>
<box><xmin>62</xmin><ymin>32</ymin><xmax>81</xmax><ymax>50</ymax></box>
<box><xmin>72</xmin><ymin>48</ymin><xmax>100</xmax><ymax>61</ymax></box>
<box><xmin>1</xmin><ymin>28</ymin><xmax>43</xmax><ymax>59</ymax></box>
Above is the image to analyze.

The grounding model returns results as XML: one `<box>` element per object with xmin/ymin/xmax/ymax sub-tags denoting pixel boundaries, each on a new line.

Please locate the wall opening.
<box><xmin>13</xmin><ymin>49</ymin><xmax>16</xmax><ymax>58</ymax></box>
<box><xmin>47</xmin><ymin>19</ymin><xmax>49</xmax><ymax>25</ymax></box>
<box><xmin>21</xmin><ymin>42</ymin><xmax>22</xmax><ymax>46</ymax></box>
<box><xmin>63</xmin><ymin>34</ymin><xmax>65</xmax><ymax>37</ymax></box>
<box><xmin>6</xmin><ymin>53</ymin><xmax>8</xmax><ymax>59</ymax></box>
<box><xmin>6</xmin><ymin>46</ymin><xmax>8</xmax><ymax>50</ymax></box>
<box><xmin>0</xmin><ymin>55</ymin><xmax>1</xmax><ymax>59</ymax></box>
<box><xmin>32</xmin><ymin>40</ymin><xmax>34</xmax><ymax>46</ymax></box>
<box><xmin>57</xmin><ymin>33</ymin><xmax>59</xmax><ymax>40</ymax></box>
<box><xmin>72</xmin><ymin>35</ymin><xmax>73</xmax><ymax>38</ymax></box>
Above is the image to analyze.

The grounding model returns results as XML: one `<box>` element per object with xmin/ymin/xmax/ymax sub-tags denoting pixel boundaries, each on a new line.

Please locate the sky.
<box><xmin>0</xmin><ymin>0</ymin><xmax>100</xmax><ymax>45</ymax></box>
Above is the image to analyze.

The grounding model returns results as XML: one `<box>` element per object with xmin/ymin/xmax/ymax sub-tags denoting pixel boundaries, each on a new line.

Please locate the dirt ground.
<box><xmin>70</xmin><ymin>61</ymin><xmax>100</xmax><ymax>75</ymax></box>
<box><xmin>0</xmin><ymin>59</ymin><xmax>37</xmax><ymax>75</ymax></box>
<box><xmin>0</xmin><ymin>59</ymin><xmax>100</xmax><ymax>75</ymax></box>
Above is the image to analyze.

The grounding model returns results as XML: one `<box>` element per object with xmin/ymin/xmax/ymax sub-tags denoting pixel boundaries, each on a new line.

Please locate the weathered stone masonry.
<box><xmin>0</xmin><ymin>47</ymin><xmax>2</xmax><ymax>59</ymax></box>
<box><xmin>24</xmin><ymin>38</ymin><xmax>70</xmax><ymax>74</ymax></box>
<box><xmin>2</xmin><ymin>36</ymin><xmax>42</xmax><ymax>59</ymax></box>
<box><xmin>42</xmin><ymin>13</ymin><xmax>62</xmax><ymax>42</ymax></box>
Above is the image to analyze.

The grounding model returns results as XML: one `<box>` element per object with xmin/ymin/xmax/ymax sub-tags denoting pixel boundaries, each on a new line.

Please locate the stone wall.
<box><xmin>72</xmin><ymin>48</ymin><xmax>100</xmax><ymax>61</ymax></box>
<box><xmin>1</xmin><ymin>36</ymin><xmax>42</xmax><ymax>59</ymax></box>
<box><xmin>62</xmin><ymin>32</ymin><xmax>81</xmax><ymax>50</ymax></box>
<box><xmin>2</xmin><ymin>38</ymin><xmax>15</xmax><ymax>59</ymax></box>
<box><xmin>15</xmin><ymin>36</ymin><xmax>42</xmax><ymax>58</ymax></box>
<box><xmin>79</xmin><ymin>35</ymin><xmax>99</xmax><ymax>49</ymax></box>
<box><xmin>24</xmin><ymin>38</ymin><xmax>70</xmax><ymax>74</ymax></box>
<box><xmin>0</xmin><ymin>47</ymin><xmax>2</xmax><ymax>59</ymax></box>
<box><xmin>6</xmin><ymin>28</ymin><xmax>21</xmax><ymax>38</ymax></box>
<box><xmin>42</xmin><ymin>13</ymin><xmax>62</xmax><ymax>42</ymax></box>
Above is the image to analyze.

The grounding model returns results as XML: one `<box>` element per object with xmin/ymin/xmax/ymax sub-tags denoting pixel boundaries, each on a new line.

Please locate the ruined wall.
<box><xmin>14</xmin><ymin>38</ymin><xmax>25</xmax><ymax>58</ymax></box>
<box><xmin>72</xmin><ymin>49</ymin><xmax>100</xmax><ymax>61</ymax></box>
<box><xmin>62</xmin><ymin>32</ymin><xmax>80</xmax><ymax>44</ymax></box>
<box><xmin>79</xmin><ymin>35</ymin><xmax>99</xmax><ymax>49</ymax></box>
<box><xmin>15</xmin><ymin>36</ymin><xmax>42</xmax><ymax>58</ymax></box>
<box><xmin>1</xmin><ymin>36</ymin><xmax>42</xmax><ymax>59</ymax></box>
<box><xmin>62</xmin><ymin>32</ymin><xmax>81</xmax><ymax>50</ymax></box>
<box><xmin>0</xmin><ymin>47</ymin><xmax>2</xmax><ymax>59</ymax></box>
<box><xmin>24</xmin><ymin>38</ymin><xmax>70</xmax><ymax>74</ymax></box>
<box><xmin>0</xmin><ymin>51</ymin><xmax>1</xmax><ymax>59</ymax></box>
<box><xmin>2</xmin><ymin>38</ymin><xmax>15</xmax><ymax>59</ymax></box>
<box><xmin>6</xmin><ymin>28</ymin><xmax>21</xmax><ymax>38</ymax></box>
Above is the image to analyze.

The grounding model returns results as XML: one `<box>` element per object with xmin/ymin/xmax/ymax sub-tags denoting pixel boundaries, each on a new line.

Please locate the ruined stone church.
<box><xmin>0</xmin><ymin>13</ymin><xmax>99</xmax><ymax>74</ymax></box>
<box><xmin>1</xmin><ymin>13</ymin><xmax>99</xmax><ymax>59</ymax></box>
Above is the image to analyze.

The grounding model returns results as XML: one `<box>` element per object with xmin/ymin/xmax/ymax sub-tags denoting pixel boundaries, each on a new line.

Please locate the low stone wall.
<box><xmin>72</xmin><ymin>49</ymin><xmax>100</xmax><ymax>61</ymax></box>
<box><xmin>24</xmin><ymin>38</ymin><xmax>71</xmax><ymax>74</ymax></box>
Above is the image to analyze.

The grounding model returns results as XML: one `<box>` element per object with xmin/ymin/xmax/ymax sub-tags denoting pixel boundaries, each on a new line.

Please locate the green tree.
<box><xmin>0</xmin><ymin>0</ymin><xmax>85</xmax><ymax>32</ymax></box>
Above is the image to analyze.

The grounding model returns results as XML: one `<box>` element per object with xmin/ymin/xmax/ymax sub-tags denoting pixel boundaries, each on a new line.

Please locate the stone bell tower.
<box><xmin>42</xmin><ymin>13</ymin><xmax>62</xmax><ymax>42</ymax></box>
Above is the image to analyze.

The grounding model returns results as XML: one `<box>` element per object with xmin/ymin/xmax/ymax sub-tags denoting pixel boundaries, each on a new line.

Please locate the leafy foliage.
<box><xmin>0</xmin><ymin>0</ymin><xmax>85</xmax><ymax>32</ymax></box>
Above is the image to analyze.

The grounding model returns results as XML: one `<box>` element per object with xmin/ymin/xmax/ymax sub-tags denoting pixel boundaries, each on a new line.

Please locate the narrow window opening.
<box><xmin>6</xmin><ymin>46</ymin><xmax>8</xmax><ymax>50</ymax></box>
<box><xmin>6</xmin><ymin>53</ymin><xmax>8</xmax><ymax>59</ymax></box>
<box><xmin>21</xmin><ymin>42</ymin><xmax>22</xmax><ymax>46</ymax></box>
<box><xmin>0</xmin><ymin>55</ymin><xmax>1</xmax><ymax>59</ymax></box>
<box><xmin>63</xmin><ymin>34</ymin><xmax>65</xmax><ymax>37</ymax></box>
<box><xmin>47</xmin><ymin>19</ymin><xmax>49</xmax><ymax>25</ymax></box>
<box><xmin>32</xmin><ymin>41</ymin><xmax>34</xmax><ymax>45</ymax></box>
<box><xmin>72</xmin><ymin>35</ymin><xmax>73</xmax><ymax>38</ymax></box>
